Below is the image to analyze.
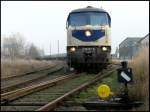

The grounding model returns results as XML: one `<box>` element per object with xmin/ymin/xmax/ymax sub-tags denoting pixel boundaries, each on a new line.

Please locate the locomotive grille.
<box><xmin>82</xmin><ymin>47</ymin><xmax>96</xmax><ymax>53</ymax></box>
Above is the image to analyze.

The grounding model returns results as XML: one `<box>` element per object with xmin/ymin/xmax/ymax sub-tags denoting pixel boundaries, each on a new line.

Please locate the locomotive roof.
<box><xmin>70</xmin><ymin>6</ymin><xmax>108</xmax><ymax>13</ymax></box>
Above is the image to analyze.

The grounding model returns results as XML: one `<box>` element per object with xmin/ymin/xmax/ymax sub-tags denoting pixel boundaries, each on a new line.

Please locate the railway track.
<box><xmin>1</xmin><ymin>73</ymin><xmax>79</xmax><ymax>103</ymax></box>
<box><xmin>1</xmin><ymin>64</ymin><xmax>117</xmax><ymax>111</ymax></box>
<box><xmin>37</xmin><ymin>66</ymin><xmax>116</xmax><ymax>111</ymax></box>
<box><xmin>1</xmin><ymin>64</ymin><xmax>64</xmax><ymax>93</ymax></box>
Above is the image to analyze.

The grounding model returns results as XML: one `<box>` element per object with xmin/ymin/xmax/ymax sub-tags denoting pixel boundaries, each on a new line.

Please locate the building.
<box><xmin>119</xmin><ymin>37</ymin><xmax>141</xmax><ymax>59</ymax></box>
<box><xmin>138</xmin><ymin>33</ymin><xmax>149</xmax><ymax>48</ymax></box>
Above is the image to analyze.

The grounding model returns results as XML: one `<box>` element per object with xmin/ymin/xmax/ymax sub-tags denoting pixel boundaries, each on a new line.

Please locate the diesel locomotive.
<box><xmin>66</xmin><ymin>6</ymin><xmax>111</xmax><ymax>71</ymax></box>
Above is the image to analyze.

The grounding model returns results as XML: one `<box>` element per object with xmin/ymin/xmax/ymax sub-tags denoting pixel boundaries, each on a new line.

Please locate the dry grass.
<box><xmin>112</xmin><ymin>59</ymin><xmax>132</xmax><ymax>64</ymax></box>
<box><xmin>128</xmin><ymin>46</ymin><xmax>149</xmax><ymax>111</ymax></box>
<box><xmin>111</xmin><ymin>59</ymin><xmax>121</xmax><ymax>64</ymax></box>
<box><xmin>1</xmin><ymin>59</ymin><xmax>54</xmax><ymax>79</ymax></box>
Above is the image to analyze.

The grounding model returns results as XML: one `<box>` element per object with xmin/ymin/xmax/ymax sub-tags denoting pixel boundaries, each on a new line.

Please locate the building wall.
<box><xmin>119</xmin><ymin>38</ymin><xmax>140</xmax><ymax>59</ymax></box>
<box><xmin>119</xmin><ymin>46</ymin><xmax>135</xmax><ymax>59</ymax></box>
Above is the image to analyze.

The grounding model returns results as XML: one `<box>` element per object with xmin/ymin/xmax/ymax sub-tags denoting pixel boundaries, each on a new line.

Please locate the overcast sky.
<box><xmin>1</xmin><ymin>1</ymin><xmax>149</xmax><ymax>55</ymax></box>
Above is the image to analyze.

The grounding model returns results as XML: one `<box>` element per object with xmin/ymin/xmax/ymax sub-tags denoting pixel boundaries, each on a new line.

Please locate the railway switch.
<box><xmin>117</xmin><ymin>61</ymin><xmax>133</xmax><ymax>103</ymax></box>
<box><xmin>83</xmin><ymin>61</ymin><xmax>143</xmax><ymax>110</ymax></box>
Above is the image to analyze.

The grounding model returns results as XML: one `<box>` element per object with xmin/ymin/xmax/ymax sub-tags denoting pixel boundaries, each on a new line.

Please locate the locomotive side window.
<box><xmin>107</xmin><ymin>14</ymin><xmax>111</xmax><ymax>27</ymax></box>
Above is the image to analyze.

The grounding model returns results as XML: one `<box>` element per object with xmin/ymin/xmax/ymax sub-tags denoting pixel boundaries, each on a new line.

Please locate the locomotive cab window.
<box><xmin>68</xmin><ymin>12</ymin><xmax>110</xmax><ymax>26</ymax></box>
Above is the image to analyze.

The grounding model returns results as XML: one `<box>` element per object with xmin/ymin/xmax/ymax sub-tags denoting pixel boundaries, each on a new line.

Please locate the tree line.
<box><xmin>1</xmin><ymin>33</ymin><xmax>44</xmax><ymax>60</ymax></box>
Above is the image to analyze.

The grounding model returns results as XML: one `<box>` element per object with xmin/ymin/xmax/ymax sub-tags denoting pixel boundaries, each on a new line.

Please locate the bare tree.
<box><xmin>2</xmin><ymin>33</ymin><xmax>25</xmax><ymax>60</ymax></box>
<box><xmin>2</xmin><ymin>33</ymin><xmax>45</xmax><ymax>60</ymax></box>
<box><xmin>27</xmin><ymin>43</ymin><xmax>40</xmax><ymax>59</ymax></box>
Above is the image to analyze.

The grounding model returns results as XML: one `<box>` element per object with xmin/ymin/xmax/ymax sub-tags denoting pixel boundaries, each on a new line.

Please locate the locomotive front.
<box><xmin>66</xmin><ymin>6</ymin><xmax>111</xmax><ymax>70</ymax></box>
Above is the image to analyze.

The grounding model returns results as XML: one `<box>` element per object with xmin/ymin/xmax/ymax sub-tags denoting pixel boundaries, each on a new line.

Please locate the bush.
<box><xmin>129</xmin><ymin>46</ymin><xmax>149</xmax><ymax>111</ymax></box>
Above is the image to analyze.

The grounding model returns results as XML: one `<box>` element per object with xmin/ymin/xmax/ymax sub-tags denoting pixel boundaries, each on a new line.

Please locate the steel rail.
<box><xmin>36</xmin><ymin>68</ymin><xmax>116</xmax><ymax>111</ymax></box>
<box><xmin>1</xmin><ymin>73</ymin><xmax>79</xmax><ymax>103</ymax></box>
<box><xmin>1</xmin><ymin>65</ymin><xmax>63</xmax><ymax>93</ymax></box>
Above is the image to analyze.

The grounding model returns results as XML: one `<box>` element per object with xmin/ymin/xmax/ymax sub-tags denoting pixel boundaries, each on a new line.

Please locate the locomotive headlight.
<box><xmin>101</xmin><ymin>26</ymin><xmax>105</xmax><ymax>31</ymax></box>
<box><xmin>85</xmin><ymin>30</ymin><xmax>91</xmax><ymax>37</ymax></box>
<box><xmin>70</xmin><ymin>47</ymin><xmax>76</xmax><ymax>52</ymax></box>
<box><xmin>102</xmin><ymin>47</ymin><xmax>107</xmax><ymax>51</ymax></box>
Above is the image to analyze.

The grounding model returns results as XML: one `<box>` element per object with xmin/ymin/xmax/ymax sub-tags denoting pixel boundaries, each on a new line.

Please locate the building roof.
<box><xmin>138</xmin><ymin>33</ymin><xmax>149</xmax><ymax>43</ymax></box>
<box><xmin>119</xmin><ymin>37</ymin><xmax>141</xmax><ymax>47</ymax></box>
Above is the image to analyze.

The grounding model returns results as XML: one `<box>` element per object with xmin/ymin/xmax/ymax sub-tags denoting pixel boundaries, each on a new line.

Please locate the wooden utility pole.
<box><xmin>57</xmin><ymin>40</ymin><xmax>59</xmax><ymax>60</ymax></box>
<box><xmin>50</xmin><ymin>43</ymin><xmax>51</xmax><ymax>58</ymax></box>
<box><xmin>58</xmin><ymin>40</ymin><xmax>59</xmax><ymax>54</ymax></box>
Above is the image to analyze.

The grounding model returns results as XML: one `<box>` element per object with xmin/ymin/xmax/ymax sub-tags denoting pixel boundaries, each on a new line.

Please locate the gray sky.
<box><xmin>1</xmin><ymin>1</ymin><xmax>149</xmax><ymax>55</ymax></box>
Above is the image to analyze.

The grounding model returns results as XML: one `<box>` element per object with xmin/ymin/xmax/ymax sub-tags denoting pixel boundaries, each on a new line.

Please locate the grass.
<box><xmin>111</xmin><ymin>59</ymin><xmax>121</xmax><ymax>64</ymax></box>
<box><xmin>1</xmin><ymin>59</ymin><xmax>54</xmax><ymax>79</ymax></box>
<box><xmin>128</xmin><ymin>46</ymin><xmax>149</xmax><ymax>111</ymax></box>
<box><xmin>101</xmin><ymin>71</ymin><xmax>119</xmax><ymax>92</ymax></box>
<box><xmin>71</xmin><ymin>71</ymin><xmax>119</xmax><ymax>103</ymax></box>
